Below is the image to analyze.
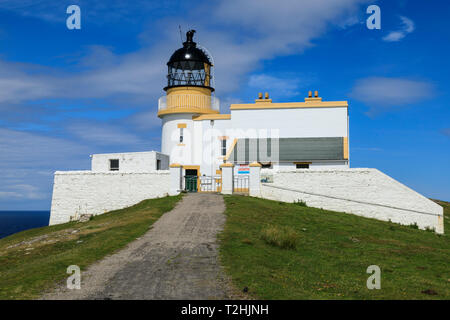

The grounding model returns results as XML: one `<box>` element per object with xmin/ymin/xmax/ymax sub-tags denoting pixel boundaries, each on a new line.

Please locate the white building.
<box><xmin>48</xmin><ymin>30</ymin><xmax>443</xmax><ymax>233</ymax></box>
<box><xmin>157</xmin><ymin>30</ymin><xmax>349</xmax><ymax>192</ymax></box>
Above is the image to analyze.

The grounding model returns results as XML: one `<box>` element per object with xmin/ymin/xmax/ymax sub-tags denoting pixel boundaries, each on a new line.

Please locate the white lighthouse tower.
<box><xmin>158</xmin><ymin>30</ymin><xmax>219</xmax><ymax>175</ymax></box>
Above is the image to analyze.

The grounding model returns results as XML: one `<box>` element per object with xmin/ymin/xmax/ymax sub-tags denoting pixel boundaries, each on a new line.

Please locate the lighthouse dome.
<box><xmin>165</xmin><ymin>30</ymin><xmax>214</xmax><ymax>91</ymax></box>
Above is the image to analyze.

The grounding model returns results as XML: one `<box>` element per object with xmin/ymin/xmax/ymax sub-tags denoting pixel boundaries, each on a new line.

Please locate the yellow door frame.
<box><xmin>183</xmin><ymin>165</ymin><xmax>200</xmax><ymax>192</ymax></box>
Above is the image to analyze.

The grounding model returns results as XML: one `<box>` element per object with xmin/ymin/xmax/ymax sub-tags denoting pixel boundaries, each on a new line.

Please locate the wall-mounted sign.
<box><xmin>261</xmin><ymin>173</ymin><xmax>273</xmax><ymax>183</ymax></box>
<box><xmin>238</xmin><ymin>164</ymin><xmax>249</xmax><ymax>174</ymax></box>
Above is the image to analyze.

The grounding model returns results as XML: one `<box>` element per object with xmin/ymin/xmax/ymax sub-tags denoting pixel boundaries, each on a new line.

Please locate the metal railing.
<box><xmin>234</xmin><ymin>175</ymin><xmax>249</xmax><ymax>194</ymax></box>
<box><xmin>158</xmin><ymin>94</ymin><xmax>220</xmax><ymax>113</ymax></box>
<box><xmin>199</xmin><ymin>176</ymin><xmax>222</xmax><ymax>192</ymax></box>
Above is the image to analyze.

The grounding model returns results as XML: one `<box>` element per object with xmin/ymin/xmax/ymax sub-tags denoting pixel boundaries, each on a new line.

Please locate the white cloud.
<box><xmin>0</xmin><ymin>184</ymin><xmax>46</xmax><ymax>200</ymax></box>
<box><xmin>383</xmin><ymin>16</ymin><xmax>415</xmax><ymax>42</ymax></box>
<box><xmin>248</xmin><ymin>74</ymin><xmax>302</xmax><ymax>98</ymax></box>
<box><xmin>127</xmin><ymin>110</ymin><xmax>161</xmax><ymax>131</ymax></box>
<box><xmin>350</xmin><ymin>77</ymin><xmax>434</xmax><ymax>114</ymax></box>
<box><xmin>0</xmin><ymin>0</ymin><xmax>369</xmax><ymax>109</ymax></box>
<box><xmin>0</xmin><ymin>128</ymin><xmax>91</xmax><ymax>206</ymax></box>
<box><xmin>0</xmin><ymin>128</ymin><xmax>89</xmax><ymax>169</ymax></box>
<box><xmin>0</xmin><ymin>0</ymin><xmax>174</xmax><ymax>24</ymax></box>
<box><xmin>67</xmin><ymin>123</ymin><xmax>149</xmax><ymax>147</ymax></box>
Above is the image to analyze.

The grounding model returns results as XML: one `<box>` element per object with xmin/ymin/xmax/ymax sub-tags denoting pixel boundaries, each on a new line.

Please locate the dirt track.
<box><xmin>42</xmin><ymin>193</ymin><xmax>230</xmax><ymax>300</ymax></box>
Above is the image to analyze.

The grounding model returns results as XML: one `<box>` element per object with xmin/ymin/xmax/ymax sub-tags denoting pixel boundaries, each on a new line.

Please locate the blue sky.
<box><xmin>0</xmin><ymin>0</ymin><xmax>448</xmax><ymax>210</ymax></box>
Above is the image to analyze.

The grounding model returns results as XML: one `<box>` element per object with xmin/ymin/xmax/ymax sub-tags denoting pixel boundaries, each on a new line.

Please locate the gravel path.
<box><xmin>42</xmin><ymin>193</ymin><xmax>230</xmax><ymax>300</ymax></box>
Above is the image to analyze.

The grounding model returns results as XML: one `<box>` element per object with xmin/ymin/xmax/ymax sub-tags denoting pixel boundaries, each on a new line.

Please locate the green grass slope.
<box><xmin>219</xmin><ymin>195</ymin><xmax>449</xmax><ymax>300</ymax></box>
<box><xmin>0</xmin><ymin>195</ymin><xmax>181</xmax><ymax>300</ymax></box>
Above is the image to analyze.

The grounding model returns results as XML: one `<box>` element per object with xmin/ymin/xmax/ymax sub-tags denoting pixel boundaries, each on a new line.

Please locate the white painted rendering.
<box><xmin>161</xmin><ymin>113</ymin><xmax>195</xmax><ymax>165</ymax></box>
<box><xmin>275</xmin><ymin>161</ymin><xmax>348</xmax><ymax>170</ymax></box>
<box><xmin>220</xmin><ymin>165</ymin><xmax>234</xmax><ymax>194</ymax></box>
<box><xmin>249</xmin><ymin>165</ymin><xmax>261</xmax><ymax>197</ymax></box>
<box><xmin>49</xmin><ymin>171</ymin><xmax>171</xmax><ymax>225</ymax></box>
<box><xmin>252</xmin><ymin>168</ymin><xmax>443</xmax><ymax>233</ymax></box>
<box><xmin>169</xmin><ymin>166</ymin><xmax>182</xmax><ymax>196</ymax></box>
<box><xmin>230</xmin><ymin>107</ymin><xmax>348</xmax><ymax>138</ymax></box>
<box><xmin>91</xmin><ymin>151</ymin><xmax>169</xmax><ymax>172</ymax></box>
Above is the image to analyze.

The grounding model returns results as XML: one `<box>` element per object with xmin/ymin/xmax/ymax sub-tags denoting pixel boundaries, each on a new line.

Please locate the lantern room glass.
<box><xmin>167</xmin><ymin>60</ymin><xmax>211</xmax><ymax>87</ymax></box>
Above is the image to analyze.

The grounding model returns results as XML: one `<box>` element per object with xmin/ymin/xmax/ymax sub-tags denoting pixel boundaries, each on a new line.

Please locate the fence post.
<box><xmin>169</xmin><ymin>163</ymin><xmax>182</xmax><ymax>195</ymax></box>
<box><xmin>249</xmin><ymin>162</ymin><xmax>261</xmax><ymax>197</ymax></box>
<box><xmin>220</xmin><ymin>163</ymin><xmax>234</xmax><ymax>194</ymax></box>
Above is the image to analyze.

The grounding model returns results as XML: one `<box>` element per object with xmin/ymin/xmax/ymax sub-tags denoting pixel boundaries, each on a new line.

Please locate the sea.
<box><xmin>0</xmin><ymin>211</ymin><xmax>50</xmax><ymax>239</ymax></box>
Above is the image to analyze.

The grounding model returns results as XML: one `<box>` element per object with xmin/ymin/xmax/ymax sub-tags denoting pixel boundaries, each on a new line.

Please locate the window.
<box><xmin>156</xmin><ymin>159</ymin><xmax>161</xmax><ymax>170</ymax></box>
<box><xmin>179</xmin><ymin>128</ymin><xmax>184</xmax><ymax>143</ymax></box>
<box><xmin>110</xmin><ymin>159</ymin><xmax>119</xmax><ymax>171</ymax></box>
<box><xmin>296</xmin><ymin>163</ymin><xmax>309</xmax><ymax>169</ymax></box>
<box><xmin>221</xmin><ymin>139</ymin><xmax>227</xmax><ymax>156</ymax></box>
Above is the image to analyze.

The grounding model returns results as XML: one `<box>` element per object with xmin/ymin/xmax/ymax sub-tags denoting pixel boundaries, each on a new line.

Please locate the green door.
<box><xmin>185</xmin><ymin>176</ymin><xmax>197</xmax><ymax>192</ymax></box>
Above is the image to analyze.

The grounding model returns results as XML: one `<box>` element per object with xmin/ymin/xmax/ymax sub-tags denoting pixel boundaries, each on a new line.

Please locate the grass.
<box><xmin>0</xmin><ymin>195</ymin><xmax>181</xmax><ymax>300</ymax></box>
<box><xmin>260</xmin><ymin>225</ymin><xmax>299</xmax><ymax>250</ymax></box>
<box><xmin>219</xmin><ymin>195</ymin><xmax>450</xmax><ymax>299</ymax></box>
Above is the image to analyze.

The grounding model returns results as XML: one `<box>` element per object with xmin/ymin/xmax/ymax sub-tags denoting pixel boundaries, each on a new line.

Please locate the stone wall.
<box><xmin>49</xmin><ymin>170</ymin><xmax>171</xmax><ymax>225</ymax></box>
<box><xmin>257</xmin><ymin>168</ymin><xmax>444</xmax><ymax>233</ymax></box>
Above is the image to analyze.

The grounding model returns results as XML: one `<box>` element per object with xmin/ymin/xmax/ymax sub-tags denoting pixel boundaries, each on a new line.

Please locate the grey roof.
<box><xmin>228</xmin><ymin>137</ymin><xmax>344</xmax><ymax>163</ymax></box>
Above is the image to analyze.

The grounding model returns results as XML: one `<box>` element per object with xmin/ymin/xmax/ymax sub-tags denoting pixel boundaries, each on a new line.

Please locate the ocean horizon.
<box><xmin>0</xmin><ymin>211</ymin><xmax>50</xmax><ymax>239</ymax></box>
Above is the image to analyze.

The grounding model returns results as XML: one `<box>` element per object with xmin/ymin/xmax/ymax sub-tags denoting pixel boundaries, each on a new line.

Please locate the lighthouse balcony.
<box><xmin>158</xmin><ymin>94</ymin><xmax>220</xmax><ymax>116</ymax></box>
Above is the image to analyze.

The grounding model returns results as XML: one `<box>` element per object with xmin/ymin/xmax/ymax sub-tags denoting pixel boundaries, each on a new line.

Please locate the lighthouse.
<box><xmin>158</xmin><ymin>30</ymin><xmax>220</xmax><ymax>169</ymax></box>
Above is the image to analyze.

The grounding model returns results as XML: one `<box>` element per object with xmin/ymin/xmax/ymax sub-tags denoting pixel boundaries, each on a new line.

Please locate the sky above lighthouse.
<box><xmin>0</xmin><ymin>0</ymin><xmax>449</xmax><ymax>209</ymax></box>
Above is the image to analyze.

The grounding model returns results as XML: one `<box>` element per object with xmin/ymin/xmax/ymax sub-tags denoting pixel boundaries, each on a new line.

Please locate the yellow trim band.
<box><xmin>192</xmin><ymin>114</ymin><xmax>231</xmax><ymax>121</ymax></box>
<box><xmin>220</xmin><ymin>163</ymin><xmax>234</xmax><ymax>168</ymax></box>
<box><xmin>249</xmin><ymin>162</ymin><xmax>262</xmax><ymax>167</ymax></box>
<box><xmin>177</xmin><ymin>123</ymin><xmax>187</xmax><ymax>128</ymax></box>
<box><xmin>158</xmin><ymin>108</ymin><xmax>219</xmax><ymax>117</ymax></box>
<box><xmin>224</xmin><ymin>138</ymin><xmax>238</xmax><ymax>161</ymax></box>
<box><xmin>230</xmin><ymin>101</ymin><xmax>348</xmax><ymax>110</ymax></box>
<box><xmin>343</xmin><ymin>137</ymin><xmax>349</xmax><ymax>160</ymax></box>
<box><xmin>183</xmin><ymin>165</ymin><xmax>200</xmax><ymax>171</ymax></box>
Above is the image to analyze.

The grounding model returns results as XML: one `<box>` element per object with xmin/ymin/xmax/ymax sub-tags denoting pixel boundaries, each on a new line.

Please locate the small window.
<box><xmin>110</xmin><ymin>159</ymin><xmax>119</xmax><ymax>171</ymax></box>
<box><xmin>179</xmin><ymin>128</ymin><xmax>184</xmax><ymax>143</ymax></box>
<box><xmin>156</xmin><ymin>159</ymin><xmax>161</xmax><ymax>170</ymax></box>
<box><xmin>296</xmin><ymin>163</ymin><xmax>309</xmax><ymax>169</ymax></box>
<box><xmin>221</xmin><ymin>139</ymin><xmax>227</xmax><ymax>156</ymax></box>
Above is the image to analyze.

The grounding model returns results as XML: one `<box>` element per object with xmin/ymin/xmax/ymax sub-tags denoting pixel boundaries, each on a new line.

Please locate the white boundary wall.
<box><xmin>257</xmin><ymin>169</ymin><xmax>444</xmax><ymax>233</ymax></box>
<box><xmin>49</xmin><ymin>170</ymin><xmax>171</xmax><ymax>225</ymax></box>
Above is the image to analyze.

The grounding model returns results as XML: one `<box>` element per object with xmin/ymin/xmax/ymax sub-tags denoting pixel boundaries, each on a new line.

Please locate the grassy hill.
<box><xmin>0</xmin><ymin>195</ymin><xmax>181</xmax><ymax>300</ymax></box>
<box><xmin>219</xmin><ymin>196</ymin><xmax>449</xmax><ymax>299</ymax></box>
<box><xmin>0</xmin><ymin>193</ymin><xmax>448</xmax><ymax>300</ymax></box>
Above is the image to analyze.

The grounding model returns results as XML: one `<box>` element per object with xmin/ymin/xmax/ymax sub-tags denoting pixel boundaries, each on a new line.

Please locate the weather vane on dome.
<box><xmin>186</xmin><ymin>29</ymin><xmax>196</xmax><ymax>43</ymax></box>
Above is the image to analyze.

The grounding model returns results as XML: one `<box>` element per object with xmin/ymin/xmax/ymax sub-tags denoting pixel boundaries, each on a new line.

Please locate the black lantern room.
<box><xmin>164</xmin><ymin>30</ymin><xmax>214</xmax><ymax>92</ymax></box>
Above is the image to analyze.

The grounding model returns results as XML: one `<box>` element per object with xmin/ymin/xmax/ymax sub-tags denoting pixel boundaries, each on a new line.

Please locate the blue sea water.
<box><xmin>0</xmin><ymin>211</ymin><xmax>50</xmax><ymax>239</ymax></box>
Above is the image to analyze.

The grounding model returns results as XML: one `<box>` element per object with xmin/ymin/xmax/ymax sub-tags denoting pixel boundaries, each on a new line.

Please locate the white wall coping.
<box><xmin>263</xmin><ymin>168</ymin><xmax>373</xmax><ymax>173</ymax></box>
<box><xmin>262</xmin><ymin>183</ymin><xmax>442</xmax><ymax>218</ymax></box>
<box><xmin>54</xmin><ymin>170</ymin><xmax>170</xmax><ymax>175</ymax></box>
<box><xmin>90</xmin><ymin>150</ymin><xmax>169</xmax><ymax>157</ymax></box>
<box><xmin>263</xmin><ymin>168</ymin><xmax>442</xmax><ymax>212</ymax></box>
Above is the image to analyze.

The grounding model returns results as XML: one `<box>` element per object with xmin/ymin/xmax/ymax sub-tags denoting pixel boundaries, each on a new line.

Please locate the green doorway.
<box><xmin>184</xmin><ymin>169</ymin><xmax>198</xmax><ymax>192</ymax></box>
